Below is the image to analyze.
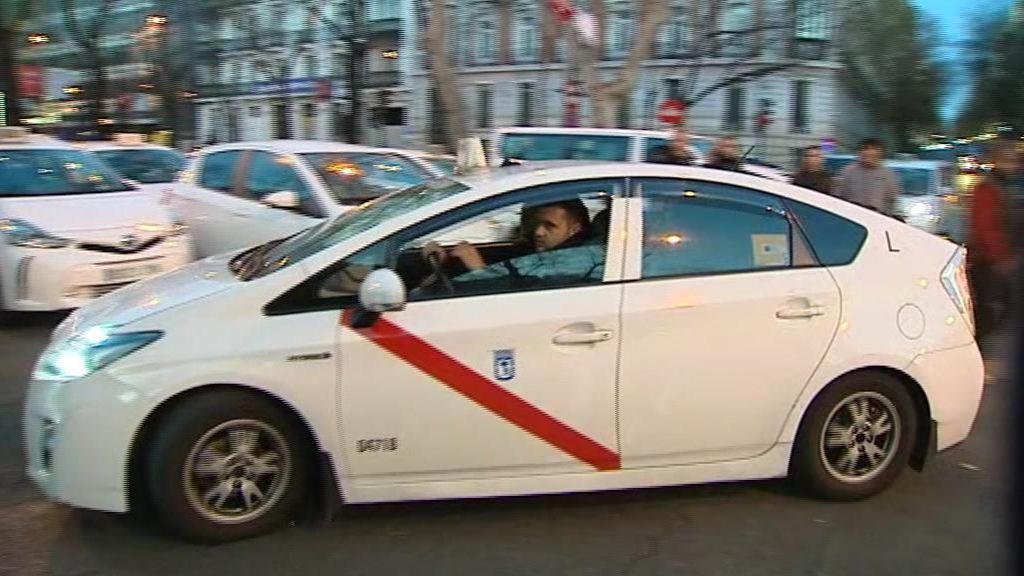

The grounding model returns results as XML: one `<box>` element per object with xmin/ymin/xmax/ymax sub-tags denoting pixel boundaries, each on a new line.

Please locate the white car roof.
<box><xmin>76</xmin><ymin>142</ymin><xmax>178</xmax><ymax>152</ymax></box>
<box><xmin>495</xmin><ymin>126</ymin><xmax>713</xmax><ymax>143</ymax></box>
<box><xmin>201</xmin><ymin>140</ymin><xmax>432</xmax><ymax>158</ymax></box>
<box><xmin>0</xmin><ymin>136</ymin><xmax>77</xmax><ymax>151</ymax></box>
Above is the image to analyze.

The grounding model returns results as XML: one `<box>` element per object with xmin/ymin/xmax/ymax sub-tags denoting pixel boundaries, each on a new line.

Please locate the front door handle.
<box><xmin>776</xmin><ymin>305</ymin><xmax>826</xmax><ymax>319</ymax></box>
<box><xmin>552</xmin><ymin>329</ymin><xmax>614</xmax><ymax>345</ymax></box>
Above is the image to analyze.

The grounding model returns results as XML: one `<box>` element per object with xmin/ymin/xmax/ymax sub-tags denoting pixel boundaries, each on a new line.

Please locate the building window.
<box><xmin>477</xmin><ymin>20</ymin><xmax>496</xmax><ymax>63</ymax></box>
<box><xmin>517</xmin><ymin>82</ymin><xmax>534</xmax><ymax>126</ymax></box>
<box><xmin>609</xmin><ymin>12</ymin><xmax>632</xmax><ymax>57</ymax></box>
<box><xmin>795</xmin><ymin>0</ymin><xmax>829</xmax><ymax>40</ymax></box>
<box><xmin>723</xmin><ymin>85</ymin><xmax>746</xmax><ymax>131</ymax></box>
<box><xmin>250</xmin><ymin>105</ymin><xmax>261</xmax><ymax>117</ymax></box>
<box><xmin>658</xmin><ymin>7</ymin><xmax>689</xmax><ymax>57</ymax></box>
<box><xmin>718</xmin><ymin>0</ymin><xmax>753</xmax><ymax>56</ymax></box>
<box><xmin>477</xmin><ymin>84</ymin><xmax>493</xmax><ymax>129</ymax></box>
<box><xmin>516</xmin><ymin>16</ymin><xmax>537</xmax><ymax>61</ymax></box>
<box><xmin>333</xmin><ymin>52</ymin><xmax>346</xmax><ymax>76</ymax></box>
<box><xmin>664</xmin><ymin>78</ymin><xmax>681</xmax><ymax>100</ymax></box>
<box><xmin>429</xmin><ymin>87</ymin><xmax>444</xmax><ymax>145</ymax></box>
<box><xmin>617</xmin><ymin>95</ymin><xmax>631</xmax><ymax>129</ymax></box>
<box><xmin>790</xmin><ymin>80</ymin><xmax>811</xmax><ymax>133</ymax></box>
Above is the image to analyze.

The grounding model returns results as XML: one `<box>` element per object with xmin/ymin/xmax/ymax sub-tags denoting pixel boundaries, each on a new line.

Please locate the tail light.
<box><xmin>940</xmin><ymin>247</ymin><xmax>975</xmax><ymax>336</ymax></box>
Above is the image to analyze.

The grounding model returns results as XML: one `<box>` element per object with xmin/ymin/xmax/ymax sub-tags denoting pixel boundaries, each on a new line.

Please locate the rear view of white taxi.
<box><xmin>0</xmin><ymin>128</ymin><xmax>191</xmax><ymax>318</ymax></box>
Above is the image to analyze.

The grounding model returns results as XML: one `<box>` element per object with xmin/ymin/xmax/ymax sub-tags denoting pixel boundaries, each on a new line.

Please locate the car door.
<box><xmin>331</xmin><ymin>178</ymin><xmax>628</xmax><ymax>486</ymax></box>
<box><xmin>618</xmin><ymin>177</ymin><xmax>841</xmax><ymax>468</ymax></box>
<box><xmin>172</xmin><ymin>149</ymin><xmax>243</xmax><ymax>258</ymax></box>
<box><xmin>233</xmin><ymin>150</ymin><xmax>323</xmax><ymax>248</ymax></box>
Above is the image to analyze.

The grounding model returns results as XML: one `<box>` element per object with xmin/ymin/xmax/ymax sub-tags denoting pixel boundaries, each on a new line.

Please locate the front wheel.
<box><xmin>790</xmin><ymin>371</ymin><xmax>917</xmax><ymax>500</ymax></box>
<box><xmin>144</xmin><ymin>390</ymin><xmax>312</xmax><ymax>543</ymax></box>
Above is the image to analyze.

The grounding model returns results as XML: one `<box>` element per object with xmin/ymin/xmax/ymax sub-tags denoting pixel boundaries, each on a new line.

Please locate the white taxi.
<box><xmin>78</xmin><ymin>137</ymin><xmax>187</xmax><ymax>192</ymax></box>
<box><xmin>24</xmin><ymin>161</ymin><xmax>983</xmax><ymax>543</ymax></box>
<box><xmin>170</xmin><ymin>141</ymin><xmax>446</xmax><ymax>258</ymax></box>
<box><xmin>0</xmin><ymin>128</ymin><xmax>191</xmax><ymax>319</ymax></box>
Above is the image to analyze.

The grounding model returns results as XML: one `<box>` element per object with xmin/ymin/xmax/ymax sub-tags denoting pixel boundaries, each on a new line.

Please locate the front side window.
<box><xmin>243</xmin><ymin>151</ymin><xmax>319</xmax><ymax>216</ymax></box>
<box><xmin>300</xmin><ymin>152</ymin><xmax>433</xmax><ymax>205</ymax></box>
<box><xmin>308</xmin><ymin>179</ymin><xmax>621</xmax><ymax>305</ymax></box>
<box><xmin>199</xmin><ymin>150</ymin><xmax>242</xmax><ymax>192</ymax></box>
<box><xmin>0</xmin><ymin>149</ymin><xmax>133</xmax><ymax>196</ymax></box>
<box><xmin>500</xmin><ymin>133</ymin><xmax>630</xmax><ymax>162</ymax></box>
<box><xmin>638</xmin><ymin>178</ymin><xmax>793</xmax><ymax>278</ymax></box>
<box><xmin>94</xmin><ymin>148</ymin><xmax>186</xmax><ymax>184</ymax></box>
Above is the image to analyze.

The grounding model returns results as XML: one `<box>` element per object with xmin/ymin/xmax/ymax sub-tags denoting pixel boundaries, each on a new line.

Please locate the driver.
<box><xmin>422</xmin><ymin>199</ymin><xmax>593</xmax><ymax>272</ymax></box>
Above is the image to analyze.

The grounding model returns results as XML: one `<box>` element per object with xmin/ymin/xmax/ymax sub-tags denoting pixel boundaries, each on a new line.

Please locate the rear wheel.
<box><xmin>790</xmin><ymin>371</ymin><xmax>917</xmax><ymax>500</ymax></box>
<box><xmin>144</xmin><ymin>390</ymin><xmax>312</xmax><ymax>543</ymax></box>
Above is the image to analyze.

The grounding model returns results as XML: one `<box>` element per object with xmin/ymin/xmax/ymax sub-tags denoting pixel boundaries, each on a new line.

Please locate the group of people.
<box><xmin>648</xmin><ymin>126</ymin><xmax>745</xmax><ymax>171</ymax></box>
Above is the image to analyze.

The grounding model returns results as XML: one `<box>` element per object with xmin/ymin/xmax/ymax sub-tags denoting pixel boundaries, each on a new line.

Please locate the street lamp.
<box><xmin>27</xmin><ymin>33</ymin><xmax>50</xmax><ymax>45</ymax></box>
<box><xmin>145</xmin><ymin>14</ymin><xmax>168</xmax><ymax>28</ymax></box>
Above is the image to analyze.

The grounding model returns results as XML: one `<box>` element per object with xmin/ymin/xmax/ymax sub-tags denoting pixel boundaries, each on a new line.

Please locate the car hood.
<box><xmin>53</xmin><ymin>253</ymin><xmax>239</xmax><ymax>341</ymax></box>
<box><xmin>0</xmin><ymin>191</ymin><xmax>168</xmax><ymax>233</ymax></box>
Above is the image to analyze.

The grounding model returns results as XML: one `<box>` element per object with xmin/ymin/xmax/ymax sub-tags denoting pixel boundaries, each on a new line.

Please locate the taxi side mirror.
<box><xmin>354</xmin><ymin>268</ymin><xmax>406</xmax><ymax>328</ymax></box>
<box><xmin>262</xmin><ymin>190</ymin><xmax>299</xmax><ymax>210</ymax></box>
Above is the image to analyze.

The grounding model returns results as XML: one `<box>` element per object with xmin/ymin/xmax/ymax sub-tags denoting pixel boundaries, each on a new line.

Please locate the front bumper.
<box><xmin>23</xmin><ymin>370</ymin><xmax>157</xmax><ymax>513</ymax></box>
<box><xmin>1</xmin><ymin>235</ymin><xmax>192</xmax><ymax>312</ymax></box>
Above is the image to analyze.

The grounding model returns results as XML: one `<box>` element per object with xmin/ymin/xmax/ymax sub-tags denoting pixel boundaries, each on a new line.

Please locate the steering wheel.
<box><xmin>425</xmin><ymin>252</ymin><xmax>455</xmax><ymax>294</ymax></box>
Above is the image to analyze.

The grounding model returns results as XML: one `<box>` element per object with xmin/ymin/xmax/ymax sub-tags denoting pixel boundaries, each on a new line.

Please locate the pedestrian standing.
<box><xmin>649</xmin><ymin>126</ymin><xmax>696</xmax><ymax>165</ymax></box>
<box><xmin>791</xmin><ymin>145</ymin><xmax>832</xmax><ymax>194</ymax></box>
<box><xmin>704</xmin><ymin>135</ymin><xmax>743</xmax><ymax>171</ymax></box>
<box><xmin>968</xmin><ymin>138</ymin><xmax>1020</xmax><ymax>345</ymax></box>
<box><xmin>834</xmin><ymin>138</ymin><xmax>902</xmax><ymax>216</ymax></box>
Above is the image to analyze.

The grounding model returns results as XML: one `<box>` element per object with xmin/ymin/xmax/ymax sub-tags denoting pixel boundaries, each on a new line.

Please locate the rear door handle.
<box><xmin>776</xmin><ymin>305</ymin><xmax>826</xmax><ymax>319</ymax></box>
<box><xmin>552</xmin><ymin>330</ymin><xmax>614</xmax><ymax>345</ymax></box>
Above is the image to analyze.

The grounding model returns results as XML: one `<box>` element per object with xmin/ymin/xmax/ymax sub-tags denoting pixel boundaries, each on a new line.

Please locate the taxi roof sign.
<box><xmin>113</xmin><ymin>133</ymin><xmax>146</xmax><ymax>146</ymax></box>
<box><xmin>0</xmin><ymin>126</ymin><xmax>30</xmax><ymax>142</ymax></box>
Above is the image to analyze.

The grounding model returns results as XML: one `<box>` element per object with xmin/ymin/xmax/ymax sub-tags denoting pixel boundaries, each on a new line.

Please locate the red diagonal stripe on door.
<box><xmin>342</xmin><ymin>310</ymin><xmax>620</xmax><ymax>471</ymax></box>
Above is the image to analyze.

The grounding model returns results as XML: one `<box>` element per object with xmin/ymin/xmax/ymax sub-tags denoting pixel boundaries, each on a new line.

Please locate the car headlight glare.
<box><xmin>909</xmin><ymin>202</ymin><xmax>931</xmax><ymax>217</ymax></box>
<box><xmin>0</xmin><ymin>218</ymin><xmax>71</xmax><ymax>249</ymax></box>
<box><xmin>33</xmin><ymin>326</ymin><xmax>163</xmax><ymax>381</ymax></box>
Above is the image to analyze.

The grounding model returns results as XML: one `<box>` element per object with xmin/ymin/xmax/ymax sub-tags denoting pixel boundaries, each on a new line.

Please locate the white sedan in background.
<box><xmin>25</xmin><ymin>161</ymin><xmax>982</xmax><ymax>543</ymax></box>
<box><xmin>0</xmin><ymin>129</ymin><xmax>191</xmax><ymax>320</ymax></box>
<box><xmin>170</xmin><ymin>141</ymin><xmax>446</xmax><ymax>258</ymax></box>
<box><xmin>78</xmin><ymin>140</ymin><xmax>187</xmax><ymax>192</ymax></box>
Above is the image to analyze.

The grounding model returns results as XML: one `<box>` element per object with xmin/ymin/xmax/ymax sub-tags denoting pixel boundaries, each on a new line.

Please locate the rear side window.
<box><xmin>199</xmin><ymin>151</ymin><xmax>241</xmax><ymax>191</ymax></box>
<box><xmin>638</xmin><ymin>179</ymin><xmax>793</xmax><ymax>278</ymax></box>
<box><xmin>785</xmin><ymin>199</ymin><xmax>866</xmax><ymax>266</ymax></box>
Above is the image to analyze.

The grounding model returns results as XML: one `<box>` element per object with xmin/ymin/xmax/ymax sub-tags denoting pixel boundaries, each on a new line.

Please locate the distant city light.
<box><xmin>381</xmin><ymin>49</ymin><xmax>399</xmax><ymax>59</ymax></box>
<box><xmin>27</xmin><ymin>33</ymin><xmax>50</xmax><ymax>45</ymax></box>
<box><xmin>145</xmin><ymin>14</ymin><xmax>168</xmax><ymax>26</ymax></box>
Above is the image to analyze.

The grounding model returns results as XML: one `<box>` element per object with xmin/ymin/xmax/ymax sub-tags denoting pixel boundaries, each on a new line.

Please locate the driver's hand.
<box><xmin>422</xmin><ymin>241</ymin><xmax>447</xmax><ymax>264</ymax></box>
<box><xmin>451</xmin><ymin>241</ymin><xmax>485</xmax><ymax>271</ymax></box>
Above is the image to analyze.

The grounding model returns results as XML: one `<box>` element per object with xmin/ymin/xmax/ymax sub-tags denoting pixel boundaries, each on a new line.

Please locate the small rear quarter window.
<box><xmin>785</xmin><ymin>199</ymin><xmax>867</xmax><ymax>266</ymax></box>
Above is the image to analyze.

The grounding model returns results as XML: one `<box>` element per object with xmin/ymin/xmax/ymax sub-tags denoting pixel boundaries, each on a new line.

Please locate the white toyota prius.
<box><xmin>0</xmin><ymin>130</ymin><xmax>191</xmax><ymax>319</ymax></box>
<box><xmin>24</xmin><ymin>161</ymin><xmax>983</xmax><ymax>543</ymax></box>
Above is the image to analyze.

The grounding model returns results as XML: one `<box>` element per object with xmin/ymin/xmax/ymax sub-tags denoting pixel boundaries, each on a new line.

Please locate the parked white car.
<box><xmin>0</xmin><ymin>129</ymin><xmax>191</xmax><ymax>319</ymax></box>
<box><xmin>170</xmin><ymin>141</ymin><xmax>446</xmax><ymax>258</ymax></box>
<box><xmin>77</xmin><ymin>139</ymin><xmax>187</xmax><ymax>192</ymax></box>
<box><xmin>491</xmin><ymin>126</ymin><xmax>787</xmax><ymax>182</ymax></box>
<box><xmin>25</xmin><ymin>161</ymin><xmax>982</xmax><ymax>542</ymax></box>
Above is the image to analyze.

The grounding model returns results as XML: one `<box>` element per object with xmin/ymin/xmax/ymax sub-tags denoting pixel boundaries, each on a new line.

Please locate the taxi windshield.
<box><xmin>0</xmin><ymin>149</ymin><xmax>133</xmax><ymax>196</ymax></box>
<box><xmin>94</xmin><ymin>148</ymin><xmax>186</xmax><ymax>183</ymax></box>
<box><xmin>232</xmin><ymin>178</ymin><xmax>469</xmax><ymax>280</ymax></box>
<box><xmin>300</xmin><ymin>152</ymin><xmax>434</xmax><ymax>204</ymax></box>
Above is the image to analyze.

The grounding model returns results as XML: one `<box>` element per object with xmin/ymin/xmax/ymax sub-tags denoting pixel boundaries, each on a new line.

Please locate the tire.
<box><xmin>789</xmin><ymin>371</ymin><xmax>917</xmax><ymax>500</ymax></box>
<box><xmin>144</xmin><ymin>389</ymin><xmax>312</xmax><ymax>543</ymax></box>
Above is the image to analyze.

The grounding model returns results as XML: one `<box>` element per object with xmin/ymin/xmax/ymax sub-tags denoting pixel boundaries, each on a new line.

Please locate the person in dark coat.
<box><xmin>791</xmin><ymin>145</ymin><xmax>833</xmax><ymax>194</ymax></box>
<box><xmin>649</xmin><ymin>126</ymin><xmax>696</xmax><ymax>165</ymax></box>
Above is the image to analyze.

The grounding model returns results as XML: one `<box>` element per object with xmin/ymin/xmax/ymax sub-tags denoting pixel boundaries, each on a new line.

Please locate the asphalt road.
<box><xmin>0</xmin><ymin>313</ymin><xmax>1012</xmax><ymax>576</ymax></box>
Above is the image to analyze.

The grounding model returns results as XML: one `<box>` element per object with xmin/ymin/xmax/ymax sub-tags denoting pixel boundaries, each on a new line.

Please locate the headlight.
<box><xmin>32</xmin><ymin>326</ymin><xmax>163</xmax><ymax>382</ymax></box>
<box><xmin>0</xmin><ymin>218</ymin><xmax>71</xmax><ymax>249</ymax></box>
<box><xmin>908</xmin><ymin>202</ymin><xmax>931</xmax><ymax>217</ymax></box>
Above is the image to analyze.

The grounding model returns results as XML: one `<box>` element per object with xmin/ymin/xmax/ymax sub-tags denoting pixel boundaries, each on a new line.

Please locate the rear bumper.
<box><xmin>905</xmin><ymin>342</ymin><xmax>985</xmax><ymax>451</ymax></box>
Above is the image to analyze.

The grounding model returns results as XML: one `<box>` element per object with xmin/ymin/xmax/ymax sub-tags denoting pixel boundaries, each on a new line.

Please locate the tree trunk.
<box><xmin>498</xmin><ymin>0</ymin><xmax>512</xmax><ymax>65</ymax></box>
<box><xmin>0</xmin><ymin>29</ymin><xmax>23</xmax><ymax>125</ymax></box>
<box><xmin>582</xmin><ymin>0</ymin><xmax>669</xmax><ymax>127</ymax></box>
<box><xmin>93</xmin><ymin>58</ymin><xmax>111</xmax><ymax>136</ymax></box>
<box><xmin>346</xmin><ymin>0</ymin><xmax>365</xmax><ymax>143</ymax></box>
<box><xmin>427</xmin><ymin>0</ymin><xmax>465</xmax><ymax>152</ymax></box>
<box><xmin>540</xmin><ymin>0</ymin><xmax>556</xmax><ymax>63</ymax></box>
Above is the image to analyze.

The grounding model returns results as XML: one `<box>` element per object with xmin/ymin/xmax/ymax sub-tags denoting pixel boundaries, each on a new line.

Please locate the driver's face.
<box><xmin>532</xmin><ymin>206</ymin><xmax>581</xmax><ymax>252</ymax></box>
